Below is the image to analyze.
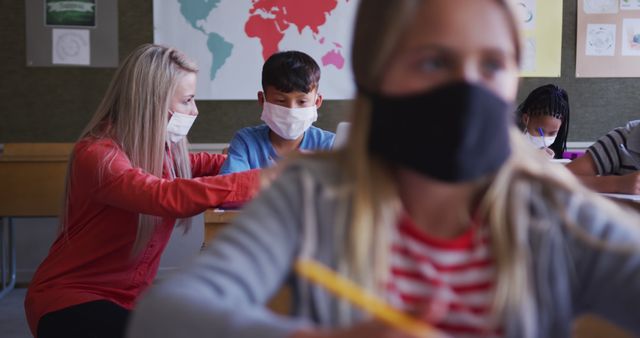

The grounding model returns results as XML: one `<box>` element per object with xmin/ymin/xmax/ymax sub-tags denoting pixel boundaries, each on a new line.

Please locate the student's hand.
<box><xmin>540</xmin><ymin>147</ymin><xmax>555</xmax><ymax>159</ymax></box>
<box><xmin>291</xmin><ymin>320</ymin><xmax>422</xmax><ymax>338</ymax></box>
<box><xmin>410</xmin><ymin>298</ymin><xmax>449</xmax><ymax>325</ymax></box>
<box><xmin>616</xmin><ymin>172</ymin><xmax>640</xmax><ymax>194</ymax></box>
<box><xmin>291</xmin><ymin>302</ymin><xmax>450</xmax><ymax>338</ymax></box>
<box><xmin>327</xmin><ymin>320</ymin><xmax>422</xmax><ymax>338</ymax></box>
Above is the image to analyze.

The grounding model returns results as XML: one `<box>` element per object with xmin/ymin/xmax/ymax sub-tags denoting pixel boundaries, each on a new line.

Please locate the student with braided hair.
<box><xmin>516</xmin><ymin>84</ymin><xmax>570</xmax><ymax>159</ymax></box>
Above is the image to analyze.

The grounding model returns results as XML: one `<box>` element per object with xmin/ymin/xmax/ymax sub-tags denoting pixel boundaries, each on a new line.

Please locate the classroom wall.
<box><xmin>0</xmin><ymin>0</ymin><xmax>349</xmax><ymax>143</ymax></box>
<box><xmin>517</xmin><ymin>0</ymin><xmax>640</xmax><ymax>142</ymax></box>
<box><xmin>1</xmin><ymin>0</ymin><xmax>638</xmax><ymax>143</ymax></box>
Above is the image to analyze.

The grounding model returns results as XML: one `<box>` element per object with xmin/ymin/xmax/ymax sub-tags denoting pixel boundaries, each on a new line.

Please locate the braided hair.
<box><xmin>516</xmin><ymin>84</ymin><xmax>570</xmax><ymax>159</ymax></box>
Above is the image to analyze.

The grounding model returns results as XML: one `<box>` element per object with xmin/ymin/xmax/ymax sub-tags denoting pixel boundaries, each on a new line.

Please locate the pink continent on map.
<box><xmin>244</xmin><ymin>0</ymin><xmax>339</xmax><ymax>60</ymax></box>
<box><xmin>321</xmin><ymin>49</ymin><xmax>344</xmax><ymax>69</ymax></box>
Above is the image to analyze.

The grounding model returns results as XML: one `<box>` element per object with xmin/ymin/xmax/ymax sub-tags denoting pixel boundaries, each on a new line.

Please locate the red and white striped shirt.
<box><xmin>386</xmin><ymin>215</ymin><xmax>502</xmax><ymax>338</ymax></box>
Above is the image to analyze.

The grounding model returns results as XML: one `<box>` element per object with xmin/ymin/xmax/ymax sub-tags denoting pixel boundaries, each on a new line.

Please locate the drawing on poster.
<box><xmin>518</xmin><ymin>0</ymin><xmax>562</xmax><ymax>77</ymax></box>
<box><xmin>620</xmin><ymin>0</ymin><xmax>640</xmax><ymax>10</ymax></box>
<box><xmin>52</xmin><ymin>28</ymin><xmax>90</xmax><ymax>65</ymax></box>
<box><xmin>522</xmin><ymin>38</ymin><xmax>537</xmax><ymax>71</ymax></box>
<box><xmin>586</xmin><ymin>24</ymin><xmax>616</xmax><ymax>56</ymax></box>
<box><xmin>517</xmin><ymin>0</ymin><xmax>536</xmax><ymax>30</ymax></box>
<box><xmin>622</xmin><ymin>19</ymin><xmax>640</xmax><ymax>55</ymax></box>
<box><xmin>584</xmin><ymin>0</ymin><xmax>619</xmax><ymax>13</ymax></box>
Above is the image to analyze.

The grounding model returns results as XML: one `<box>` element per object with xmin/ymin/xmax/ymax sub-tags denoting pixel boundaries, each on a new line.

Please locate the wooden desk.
<box><xmin>0</xmin><ymin>143</ymin><xmax>72</xmax><ymax>299</ymax></box>
<box><xmin>574</xmin><ymin>315</ymin><xmax>633</xmax><ymax>338</ymax></box>
<box><xmin>0</xmin><ymin>144</ymin><xmax>71</xmax><ymax>217</ymax></box>
<box><xmin>203</xmin><ymin>209</ymin><xmax>239</xmax><ymax>245</ymax></box>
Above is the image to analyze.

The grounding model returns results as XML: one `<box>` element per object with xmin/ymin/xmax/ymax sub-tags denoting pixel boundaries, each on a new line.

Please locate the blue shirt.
<box><xmin>219</xmin><ymin>124</ymin><xmax>335</xmax><ymax>174</ymax></box>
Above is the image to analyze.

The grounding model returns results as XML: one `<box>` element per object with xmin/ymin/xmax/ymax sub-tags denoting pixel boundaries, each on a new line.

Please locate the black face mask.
<box><xmin>367</xmin><ymin>82</ymin><xmax>512</xmax><ymax>183</ymax></box>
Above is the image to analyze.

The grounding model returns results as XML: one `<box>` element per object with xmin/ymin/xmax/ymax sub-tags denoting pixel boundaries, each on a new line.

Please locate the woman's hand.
<box><xmin>259</xmin><ymin>166</ymin><xmax>279</xmax><ymax>189</ymax></box>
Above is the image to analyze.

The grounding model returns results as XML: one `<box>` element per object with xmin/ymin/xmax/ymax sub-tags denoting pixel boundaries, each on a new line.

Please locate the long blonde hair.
<box><xmin>337</xmin><ymin>0</ymin><xmax>637</xmax><ymax>336</ymax></box>
<box><xmin>61</xmin><ymin>44</ymin><xmax>198</xmax><ymax>256</ymax></box>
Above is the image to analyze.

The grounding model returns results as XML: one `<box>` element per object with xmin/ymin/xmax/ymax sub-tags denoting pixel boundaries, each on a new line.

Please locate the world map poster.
<box><xmin>153</xmin><ymin>0</ymin><xmax>358</xmax><ymax>100</ymax></box>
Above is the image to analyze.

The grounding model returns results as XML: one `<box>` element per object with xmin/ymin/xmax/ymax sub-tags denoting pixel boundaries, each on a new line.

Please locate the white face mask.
<box><xmin>261</xmin><ymin>102</ymin><xmax>318</xmax><ymax>140</ymax></box>
<box><xmin>166</xmin><ymin>111</ymin><xmax>197</xmax><ymax>143</ymax></box>
<box><xmin>524</xmin><ymin>130</ymin><xmax>556</xmax><ymax>149</ymax></box>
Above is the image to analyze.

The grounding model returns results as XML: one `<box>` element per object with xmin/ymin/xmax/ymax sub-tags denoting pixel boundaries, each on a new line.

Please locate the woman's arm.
<box><xmin>190</xmin><ymin>152</ymin><xmax>227</xmax><ymax>177</ymax></box>
<box><xmin>77</xmin><ymin>141</ymin><xmax>260</xmax><ymax>218</ymax></box>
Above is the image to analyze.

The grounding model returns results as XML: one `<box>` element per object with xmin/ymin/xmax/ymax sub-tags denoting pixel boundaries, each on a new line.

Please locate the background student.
<box><xmin>219</xmin><ymin>51</ymin><xmax>335</xmax><ymax>175</ymax></box>
<box><xmin>128</xmin><ymin>1</ymin><xmax>640</xmax><ymax>338</ymax></box>
<box><xmin>24</xmin><ymin>44</ymin><xmax>261</xmax><ymax>338</ymax></box>
<box><xmin>516</xmin><ymin>84</ymin><xmax>570</xmax><ymax>159</ymax></box>
<box><xmin>567</xmin><ymin>120</ymin><xmax>640</xmax><ymax>194</ymax></box>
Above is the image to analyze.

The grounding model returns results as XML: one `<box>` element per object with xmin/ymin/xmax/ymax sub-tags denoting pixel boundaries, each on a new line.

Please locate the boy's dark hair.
<box><xmin>262</xmin><ymin>51</ymin><xmax>321</xmax><ymax>94</ymax></box>
<box><xmin>516</xmin><ymin>84</ymin><xmax>570</xmax><ymax>159</ymax></box>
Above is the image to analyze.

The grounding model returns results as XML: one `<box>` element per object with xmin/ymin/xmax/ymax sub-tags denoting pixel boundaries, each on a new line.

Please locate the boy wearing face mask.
<box><xmin>219</xmin><ymin>51</ymin><xmax>335</xmax><ymax>174</ymax></box>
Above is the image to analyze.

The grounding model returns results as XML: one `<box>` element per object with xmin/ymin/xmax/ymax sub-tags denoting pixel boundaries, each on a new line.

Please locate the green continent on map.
<box><xmin>207</xmin><ymin>32</ymin><xmax>233</xmax><ymax>81</ymax></box>
<box><xmin>177</xmin><ymin>0</ymin><xmax>221</xmax><ymax>33</ymax></box>
<box><xmin>176</xmin><ymin>0</ymin><xmax>232</xmax><ymax>80</ymax></box>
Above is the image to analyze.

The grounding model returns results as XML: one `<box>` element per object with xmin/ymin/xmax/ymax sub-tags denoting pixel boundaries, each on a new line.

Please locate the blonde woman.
<box><xmin>24</xmin><ymin>44</ymin><xmax>260</xmax><ymax>338</ymax></box>
<box><xmin>128</xmin><ymin>1</ymin><xmax>640</xmax><ymax>337</ymax></box>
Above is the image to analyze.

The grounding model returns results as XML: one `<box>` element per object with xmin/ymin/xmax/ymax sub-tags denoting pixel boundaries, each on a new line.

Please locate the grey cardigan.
<box><xmin>127</xmin><ymin>158</ymin><xmax>640</xmax><ymax>338</ymax></box>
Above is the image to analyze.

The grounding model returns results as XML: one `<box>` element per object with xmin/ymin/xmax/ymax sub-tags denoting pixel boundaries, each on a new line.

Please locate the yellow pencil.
<box><xmin>294</xmin><ymin>259</ymin><xmax>447</xmax><ymax>338</ymax></box>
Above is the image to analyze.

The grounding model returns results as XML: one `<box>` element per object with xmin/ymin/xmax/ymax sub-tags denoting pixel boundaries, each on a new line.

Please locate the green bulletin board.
<box><xmin>45</xmin><ymin>0</ymin><xmax>96</xmax><ymax>27</ymax></box>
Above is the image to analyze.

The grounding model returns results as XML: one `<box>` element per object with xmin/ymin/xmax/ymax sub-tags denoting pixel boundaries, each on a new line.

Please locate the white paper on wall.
<box><xmin>52</xmin><ymin>28</ymin><xmax>90</xmax><ymax>65</ymax></box>
<box><xmin>585</xmin><ymin>24</ymin><xmax>617</xmax><ymax>56</ymax></box>
<box><xmin>584</xmin><ymin>0</ymin><xmax>619</xmax><ymax>13</ymax></box>
<box><xmin>620</xmin><ymin>0</ymin><xmax>640</xmax><ymax>10</ymax></box>
<box><xmin>621</xmin><ymin>19</ymin><xmax>640</xmax><ymax>55</ymax></box>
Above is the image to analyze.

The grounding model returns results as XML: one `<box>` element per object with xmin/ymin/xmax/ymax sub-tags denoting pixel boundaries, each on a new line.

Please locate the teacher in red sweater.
<box><xmin>25</xmin><ymin>44</ymin><xmax>261</xmax><ymax>338</ymax></box>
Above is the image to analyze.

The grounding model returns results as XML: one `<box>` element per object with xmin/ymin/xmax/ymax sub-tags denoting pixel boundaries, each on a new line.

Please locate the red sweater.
<box><xmin>25</xmin><ymin>138</ymin><xmax>260</xmax><ymax>335</ymax></box>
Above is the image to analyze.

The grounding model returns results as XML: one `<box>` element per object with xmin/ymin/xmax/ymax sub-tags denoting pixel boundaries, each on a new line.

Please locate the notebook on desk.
<box><xmin>601</xmin><ymin>193</ymin><xmax>640</xmax><ymax>201</ymax></box>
